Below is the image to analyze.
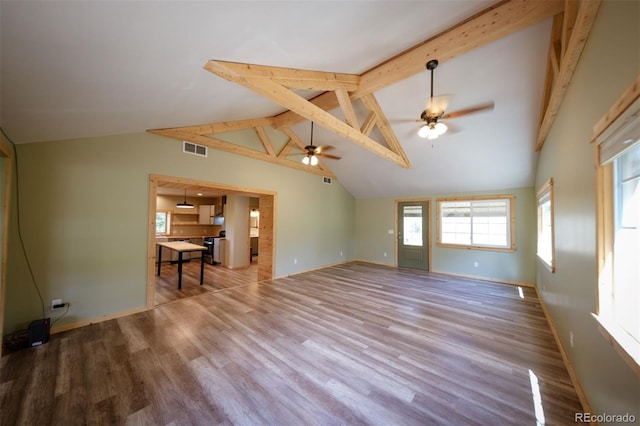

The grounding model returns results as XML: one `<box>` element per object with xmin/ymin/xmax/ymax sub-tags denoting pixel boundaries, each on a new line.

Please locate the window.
<box><xmin>436</xmin><ymin>195</ymin><xmax>515</xmax><ymax>251</ymax></box>
<box><xmin>156</xmin><ymin>211</ymin><xmax>170</xmax><ymax>235</ymax></box>
<box><xmin>594</xmin><ymin>92</ymin><xmax>639</xmax><ymax>372</ymax></box>
<box><xmin>536</xmin><ymin>178</ymin><xmax>555</xmax><ymax>272</ymax></box>
<box><xmin>403</xmin><ymin>205</ymin><xmax>424</xmax><ymax>246</ymax></box>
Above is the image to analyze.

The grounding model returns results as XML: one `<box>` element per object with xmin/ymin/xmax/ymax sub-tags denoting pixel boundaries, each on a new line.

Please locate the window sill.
<box><xmin>592</xmin><ymin>313</ymin><xmax>640</xmax><ymax>376</ymax></box>
<box><xmin>536</xmin><ymin>254</ymin><xmax>555</xmax><ymax>273</ymax></box>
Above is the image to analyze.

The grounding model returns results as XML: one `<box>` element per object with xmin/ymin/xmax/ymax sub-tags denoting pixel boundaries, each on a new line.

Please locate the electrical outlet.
<box><xmin>340</xmin><ymin>251</ymin><xmax>343</xmax><ymax>256</ymax></box>
<box><xmin>384</xmin><ymin>252</ymin><xmax>387</xmax><ymax>257</ymax></box>
<box><xmin>570</xmin><ymin>332</ymin><xmax>574</xmax><ymax>348</ymax></box>
<box><xmin>294</xmin><ymin>258</ymin><xmax>298</xmax><ymax>264</ymax></box>
<box><xmin>51</xmin><ymin>299</ymin><xmax>62</xmax><ymax>310</ymax></box>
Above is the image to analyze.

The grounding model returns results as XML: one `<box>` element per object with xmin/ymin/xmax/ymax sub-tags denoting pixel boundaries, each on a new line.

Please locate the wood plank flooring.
<box><xmin>1</xmin><ymin>262</ymin><xmax>583</xmax><ymax>425</ymax></box>
<box><xmin>154</xmin><ymin>260</ymin><xmax>259</xmax><ymax>305</ymax></box>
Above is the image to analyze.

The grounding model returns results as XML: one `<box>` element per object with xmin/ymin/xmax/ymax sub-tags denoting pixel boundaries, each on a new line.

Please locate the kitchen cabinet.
<box><xmin>199</xmin><ymin>205</ymin><xmax>215</xmax><ymax>224</ymax></box>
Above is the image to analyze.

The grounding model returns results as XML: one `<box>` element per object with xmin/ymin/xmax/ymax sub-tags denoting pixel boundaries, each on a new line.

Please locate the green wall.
<box><xmin>4</xmin><ymin>132</ymin><xmax>355</xmax><ymax>333</ymax></box>
<box><xmin>355</xmin><ymin>187</ymin><xmax>536</xmax><ymax>285</ymax></box>
<box><xmin>534</xmin><ymin>0</ymin><xmax>639</xmax><ymax>420</ymax></box>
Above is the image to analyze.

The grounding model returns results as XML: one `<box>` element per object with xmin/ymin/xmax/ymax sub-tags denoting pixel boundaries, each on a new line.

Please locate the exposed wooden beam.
<box><xmin>335</xmin><ymin>88</ymin><xmax>359</xmax><ymax>129</ymax></box>
<box><xmin>561</xmin><ymin>0</ymin><xmax>579</xmax><ymax>58</ymax></box>
<box><xmin>255</xmin><ymin>126</ymin><xmax>276</xmax><ymax>157</ymax></box>
<box><xmin>205</xmin><ymin>60</ymin><xmax>409</xmax><ymax>168</ymax></box>
<box><xmin>158</xmin><ymin>0</ymin><xmax>567</xmax><ymax>170</ymax></box>
<box><xmin>359</xmin><ymin>0</ymin><xmax>565</xmax><ymax>94</ymax></box>
<box><xmin>277</xmin><ymin>137</ymin><xmax>298</xmax><ymax>159</ymax></box>
<box><xmin>273</xmin><ymin>92</ymin><xmax>337</xmax><ymax>130</ymax></box>
<box><xmin>536</xmin><ymin>0</ymin><xmax>602</xmax><ymax>151</ymax></box>
<box><xmin>152</xmin><ymin>117</ymin><xmax>276</xmax><ymax>135</ymax></box>
<box><xmin>540</xmin><ymin>13</ymin><xmax>564</xmax><ymax>124</ymax></box>
<box><xmin>273</xmin><ymin>0</ymin><xmax>565</xmax><ymax>130</ymax></box>
<box><xmin>280</xmin><ymin>127</ymin><xmax>307</xmax><ymax>151</ymax></box>
<box><xmin>360</xmin><ymin>111</ymin><xmax>377</xmax><ymax>136</ymax></box>
<box><xmin>591</xmin><ymin>74</ymin><xmax>640</xmax><ymax>144</ymax></box>
<box><xmin>149</xmin><ymin>128</ymin><xmax>335</xmax><ymax>178</ymax></box>
<box><xmin>360</xmin><ymin>94</ymin><xmax>411</xmax><ymax>168</ymax></box>
<box><xmin>201</xmin><ymin>60</ymin><xmax>360</xmax><ymax>91</ymax></box>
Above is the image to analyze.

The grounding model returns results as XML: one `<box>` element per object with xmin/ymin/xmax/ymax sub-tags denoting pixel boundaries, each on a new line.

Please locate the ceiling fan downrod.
<box><xmin>426</xmin><ymin>59</ymin><xmax>438</xmax><ymax>100</ymax></box>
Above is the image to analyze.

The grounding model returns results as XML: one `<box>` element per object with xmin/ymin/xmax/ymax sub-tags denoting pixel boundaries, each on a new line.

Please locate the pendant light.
<box><xmin>176</xmin><ymin>189</ymin><xmax>194</xmax><ymax>209</ymax></box>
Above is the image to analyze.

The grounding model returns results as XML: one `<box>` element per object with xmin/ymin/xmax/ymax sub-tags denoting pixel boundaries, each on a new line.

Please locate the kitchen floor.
<box><xmin>154</xmin><ymin>259</ymin><xmax>259</xmax><ymax>305</ymax></box>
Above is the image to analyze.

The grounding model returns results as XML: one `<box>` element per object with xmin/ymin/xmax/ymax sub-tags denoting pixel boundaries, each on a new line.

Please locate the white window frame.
<box><xmin>436</xmin><ymin>195</ymin><xmax>516</xmax><ymax>252</ymax></box>
<box><xmin>593</xmin><ymin>88</ymin><xmax>640</xmax><ymax>375</ymax></box>
<box><xmin>155</xmin><ymin>210</ymin><xmax>171</xmax><ymax>236</ymax></box>
<box><xmin>536</xmin><ymin>178</ymin><xmax>555</xmax><ymax>272</ymax></box>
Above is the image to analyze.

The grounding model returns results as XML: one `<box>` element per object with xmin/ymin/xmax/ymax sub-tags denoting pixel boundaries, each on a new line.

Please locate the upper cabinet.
<box><xmin>199</xmin><ymin>205</ymin><xmax>214</xmax><ymax>224</ymax></box>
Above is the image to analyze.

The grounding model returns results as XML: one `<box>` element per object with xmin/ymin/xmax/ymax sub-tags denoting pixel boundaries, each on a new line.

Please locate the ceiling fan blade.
<box><xmin>314</xmin><ymin>145</ymin><xmax>335</xmax><ymax>154</ymax></box>
<box><xmin>425</xmin><ymin>95</ymin><xmax>450</xmax><ymax>116</ymax></box>
<box><xmin>442</xmin><ymin>102</ymin><xmax>494</xmax><ymax>119</ymax></box>
<box><xmin>317</xmin><ymin>153</ymin><xmax>341</xmax><ymax>160</ymax></box>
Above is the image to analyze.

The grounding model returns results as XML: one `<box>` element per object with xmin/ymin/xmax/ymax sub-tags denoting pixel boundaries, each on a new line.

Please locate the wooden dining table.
<box><xmin>156</xmin><ymin>241</ymin><xmax>208</xmax><ymax>289</ymax></box>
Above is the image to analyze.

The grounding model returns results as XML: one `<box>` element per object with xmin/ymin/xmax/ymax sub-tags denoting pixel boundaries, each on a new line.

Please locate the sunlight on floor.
<box><xmin>529</xmin><ymin>369</ymin><xmax>546</xmax><ymax>425</ymax></box>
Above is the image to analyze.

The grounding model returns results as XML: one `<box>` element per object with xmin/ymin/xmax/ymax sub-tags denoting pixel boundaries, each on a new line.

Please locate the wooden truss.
<box><xmin>150</xmin><ymin>0</ymin><xmax>601</xmax><ymax>175</ymax></box>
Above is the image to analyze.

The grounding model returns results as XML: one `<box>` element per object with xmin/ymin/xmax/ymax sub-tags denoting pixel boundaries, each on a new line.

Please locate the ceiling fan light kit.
<box><xmin>415</xmin><ymin>58</ymin><xmax>494</xmax><ymax>140</ymax></box>
<box><xmin>419</xmin><ymin>122</ymin><xmax>448</xmax><ymax>139</ymax></box>
<box><xmin>302</xmin><ymin>154</ymin><xmax>319</xmax><ymax>166</ymax></box>
<box><xmin>298</xmin><ymin>121</ymin><xmax>341</xmax><ymax>167</ymax></box>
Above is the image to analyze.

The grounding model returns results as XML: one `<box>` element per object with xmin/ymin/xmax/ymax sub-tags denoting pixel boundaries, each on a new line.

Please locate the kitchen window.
<box><xmin>156</xmin><ymin>211</ymin><xmax>170</xmax><ymax>235</ymax></box>
<box><xmin>593</xmin><ymin>91</ymin><xmax>639</xmax><ymax>373</ymax></box>
<box><xmin>536</xmin><ymin>178</ymin><xmax>555</xmax><ymax>272</ymax></box>
<box><xmin>436</xmin><ymin>195</ymin><xmax>515</xmax><ymax>251</ymax></box>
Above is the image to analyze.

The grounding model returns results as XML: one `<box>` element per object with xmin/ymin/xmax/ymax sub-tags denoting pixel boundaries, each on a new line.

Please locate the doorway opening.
<box><xmin>396</xmin><ymin>200</ymin><xmax>431</xmax><ymax>271</ymax></box>
<box><xmin>147</xmin><ymin>174</ymin><xmax>276</xmax><ymax>308</ymax></box>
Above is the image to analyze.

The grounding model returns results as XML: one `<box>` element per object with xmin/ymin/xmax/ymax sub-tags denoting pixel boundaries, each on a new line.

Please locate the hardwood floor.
<box><xmin>1</xmin><ymin>262</ymin><xmax>583</xmax><ymax>425</ymax></box>
<box><xmin>154</xmin><ymin>259</ymin><xmax>259</xmax><ymax>305</ymax></box>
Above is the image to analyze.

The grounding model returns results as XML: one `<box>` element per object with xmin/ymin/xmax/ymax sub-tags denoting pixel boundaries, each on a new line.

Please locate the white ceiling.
<box><xmin>0</xmin><ymin>1</ymin><xmax>551</xmax><ymax>199</ymax></box>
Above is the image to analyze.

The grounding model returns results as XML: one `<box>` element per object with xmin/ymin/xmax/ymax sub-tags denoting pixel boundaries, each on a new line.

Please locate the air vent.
<box><xmin>182</xmin><ymin>141</ymin><xmax>208</xmax><ymax>157</ymax></box>
<box><xmin>322</xmin><ymin>176</ymin><xmax>332</xmax><ymax>185</ymax></box>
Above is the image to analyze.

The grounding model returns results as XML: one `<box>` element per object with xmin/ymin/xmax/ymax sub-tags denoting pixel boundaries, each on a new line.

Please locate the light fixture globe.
<box><xmin>302</xmin><ymin>154</ymin><xmax>318</xmax><ymax>166</ymax></box>
<box><xmin>434</xmin><ymin>122</ymin><xmax>448</xmax><ymax>135</ymax></box>
<box><xmin>419</xmin><ymin>121</ymin><xmax>448</xmax><ymax>139</ymax></box>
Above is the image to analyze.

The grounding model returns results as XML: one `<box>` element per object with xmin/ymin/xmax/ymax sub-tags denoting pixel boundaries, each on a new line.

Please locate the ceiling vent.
<box><xmin>322</xmin><ymin>176</ymin><xmax>332</xmax><ymax>185</ymax></box>
<box><xmin>182</xmin><ymin>141</ymin><xmax>208</xmax><ymax>157</ymax></box>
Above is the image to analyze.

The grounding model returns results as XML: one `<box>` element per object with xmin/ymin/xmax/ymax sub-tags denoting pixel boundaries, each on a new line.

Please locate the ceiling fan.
<box><xmin>296</xmin><ymin>122</ymin><xmax>341</xmax><ymax>166</ymax></box>
<box><xmin>415</xmin><ymin>59</ymin><xmax>494</xmax><ymax>139</ymax></box>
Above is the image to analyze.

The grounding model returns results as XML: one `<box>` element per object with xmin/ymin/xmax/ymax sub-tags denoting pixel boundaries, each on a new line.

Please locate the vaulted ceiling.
<box><xmin>0</xmin><ymin>0</ymin><xmax>599</xmax><ymax>198</ymax></box>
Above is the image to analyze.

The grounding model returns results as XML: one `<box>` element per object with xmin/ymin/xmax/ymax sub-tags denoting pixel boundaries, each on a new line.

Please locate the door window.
<box><xmin>403</xmin><ymin>205</ymin><xmax>423</xmax><ymax>246</ymax></box>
